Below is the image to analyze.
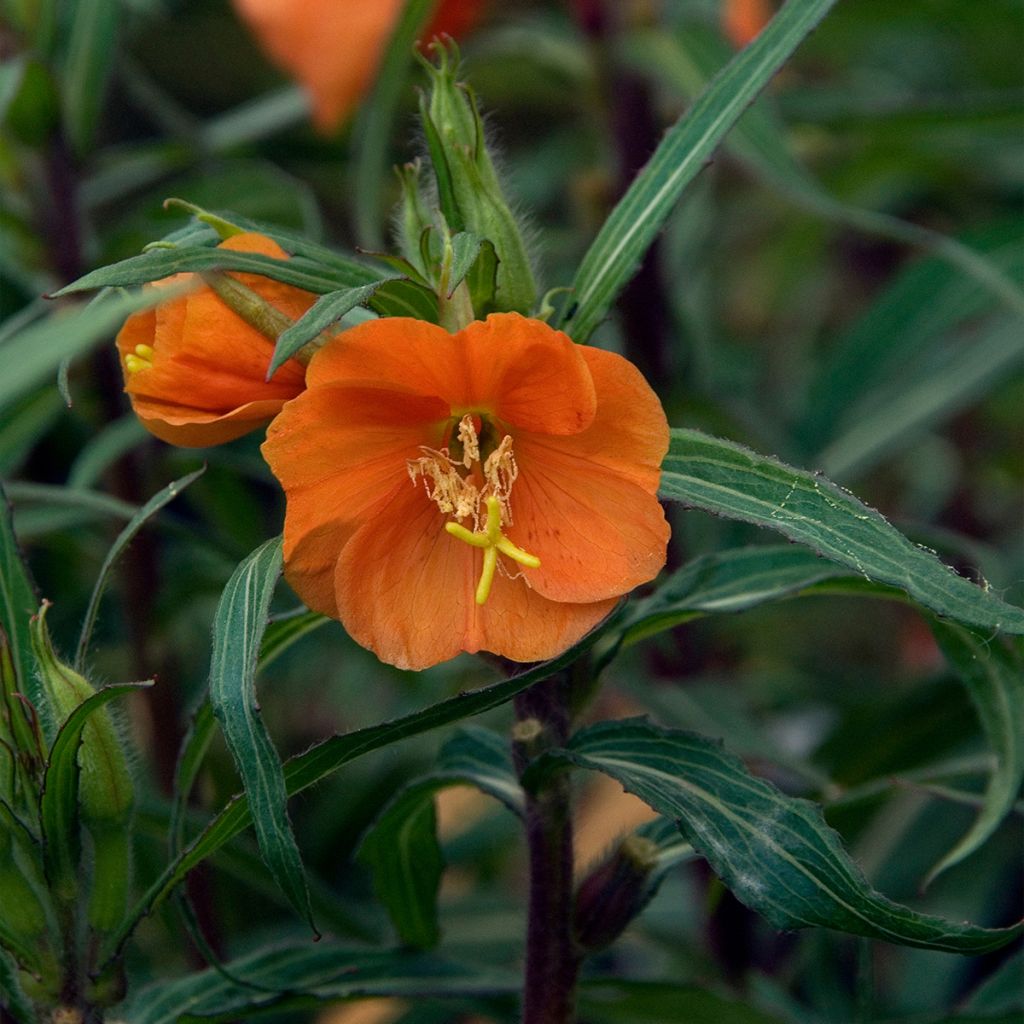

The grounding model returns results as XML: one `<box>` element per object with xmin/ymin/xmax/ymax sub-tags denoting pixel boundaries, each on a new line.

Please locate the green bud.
<box><xmin>30</xmin><ymin>605</ymin><xmax>135</xmax><ymax>932</ymax></box>
<box><xmin>573</xmin><ymin>834</ymin><xmax>660</xmax><ymax>954</ymax></box>
<box><xmin>395</xmin><ymin>160</ymin><xmax>433</xmax><ymax>279</ymax></box>
<box><xmin>420</xmin><ymin>42</ymin><xmax>537</xmax><ymax>314</ymax></box>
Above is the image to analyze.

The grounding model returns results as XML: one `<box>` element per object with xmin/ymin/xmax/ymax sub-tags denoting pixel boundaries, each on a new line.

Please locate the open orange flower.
<box><xmin>233</xmin><ymin>0</ymin><xmax>484</xmax><ymax>132</ymax></box>
<box><xmin>262</xmin><ymin>313</ymin><xmax>670</xmax><ymax>670</ymax></box>
<box><xmin>116</xmin><ymin>233</ymin><xmax>313</xmax><ymax>448</ymax></box>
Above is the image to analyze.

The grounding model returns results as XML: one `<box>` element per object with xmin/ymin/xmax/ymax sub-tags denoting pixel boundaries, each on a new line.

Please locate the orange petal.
<box><xmin>333</xmin><ymin>481</ymin><xmax>616</xmax><ymax>670</ymax></box>
<box><xmin>233</xmin><ymin>0</ymin><xmax>403</xmax><ymax>131</ymax></box>
<box><xmin>307</xmin><ymin>313</ymin><xmax>597</xmax><ymax>436</ymax></box>
<box><xmin>264</xmin><ymin>384</ymin><xmax>450</xmax><ymax>618</ymax></box>
<box><xmin>507</xmin><ymin>449</ymin><xmax>669</xmax><ymax>604</ymax></box>
<box><xmin>723</xmin><ymin>0</ymin><xmax>773</xmax><ymax>48</ymax></box>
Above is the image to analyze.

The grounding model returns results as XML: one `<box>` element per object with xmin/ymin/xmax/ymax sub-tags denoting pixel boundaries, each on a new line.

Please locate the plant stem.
<box><xmin>514</xmin><ymin>678</ymin><xmax>580</xmax><ymax>1024</ymax></box>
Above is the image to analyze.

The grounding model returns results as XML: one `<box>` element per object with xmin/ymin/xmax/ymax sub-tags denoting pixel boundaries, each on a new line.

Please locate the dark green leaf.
<box><xmin>124</xmin><ymin>943</ymin><xmax>517</xmax><ymax>1024</ymax></box>
<box><xmin>61</xmin><ymin>0</ymin><xmax>119</xmax><ymax>155</ymax></box>
<box><xmin>358</xmin><ymin>725</ymin><xmax>522</xmax><ymax>948</ymax></box>
<box><xmin>54</xmin><ymin>248</ymin><xmax>371</xmax><ymax>298</ymax></box>
<box><xmin>351</xmin><ymin>0</ymin><xmax>437</xmax><ymax>249</ymax></box>
<box><xmin>268</xmin><ymin>284</ymin><xmax>382</xmax><ymax>377</ymax></box>
<box><xmin>208</xmin><ymin>538</ymin><xmax>316</xmax><ymax>935</ymax></box>
<box><xmin>924</xmin><ymin>624</ymin><xmax>1024</xmax><ymax>885</ymax></box>
<box><xmin>0</xmin><ymin>483</ymin><xmax>39</xmax><ymax>700</ymax></box>
<box><xmin>102</xmin><ymin>606</ymin><xmax>623</xmax><ymax>965</ymax></box>
<box><xmin>547</xmin><ymin>719</ymin><xmax>1021</xmax><ymax>954</ymax></box>
<box><xmin>660</xmin><ymin>429</ymin><xmax>1024</xmax><ymax>634</ymax></box>
<box><xmin>579</xmin><ymin>979</ymin><xmax>787</xmax><ymax>1024</ymax></box>
<box><xmin>371</xmin><ymin>276</ymin><xmax>441</xmax><ymax>321</ymax></box>
<box><xmin>258</xmin><ymin>610</ymin><xmax>329</xmax><ymax>673</ymax></box>
<box><xmin>446</xmin><ymin>232</ymin><xmax>482</xmax><ymax>297</ymax></box>
<box><xmin>75</xmin><ymin>468</ymin><xmax>204</xmax><ymax>670</ymax></box>
<box><xmin>963</xmin><ymin>949</ymin><xmax>1024</xmax><ymax>1014</ymax></box>
<box><xmin>560</xmin><ymin>0</ymin><xmax>840</xmax><ymax>340</ymax></box>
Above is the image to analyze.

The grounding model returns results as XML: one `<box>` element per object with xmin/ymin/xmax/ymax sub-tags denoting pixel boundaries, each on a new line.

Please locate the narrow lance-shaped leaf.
<box><xmin>61</xmin><ymin>0</ymin><xmax>119</xmax><ymax>155</ymax></box>
<box><xmin>76</xmin><ymin>468</ymin><xmax>205</xmax><ymax>670</ymax></box>
<box><xmin>560</xmin><ymin>0</ymin><xmax>840</xmax><ymax>341</ymax></box>
<box><xmin>268</xmin><ymin>284</ymin><xmax>382</xmax><ymax>378</ymax></box>
<box><xmin>659</xmin><ymin>429</ymin><xmax>1024</xmax><ymax>635</ymax></box>
<box><xmin>124</xmin><ymin>943</ymin><xmax>518</xmax><ymax>1024</ymax></box>
<box><xmin>541</xmin><ymin>719</ymin><xmax>1021</xmax><ymax>954</ymax></box>
<box><xmin>924</xmin><ymin>624</ymin><xmax>1024</xmax><ymax>886</ymax></box>
<box><xmin>0</xmin><ymin>484</ymin><xmax>39</xmax><ymax>699</ymax></box>
<box><xmin>358</xmin><ymin>726</ymin><xmax>523</xmax><ymax>948</ymax></box>
<box><xmin>207</xmin><ymin>538</ymin><xmax>317</xmax><ymax>935</ymax></box>
<box><xmin>101</xmin><ymin>607</ymin><xmax>625</xmax><ymax>966</ymax></box>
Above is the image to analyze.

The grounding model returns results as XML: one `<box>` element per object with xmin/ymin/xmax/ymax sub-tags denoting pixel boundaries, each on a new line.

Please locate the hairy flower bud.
<box><xmin>420</xmin><ymin>42</ymin><xmax>537</xmax><ymax>314</ymax></box>
<box><xmin>29</xmin><ymin>605</ymin><xmax>135</xmax><ymax>931</ymax></box>
<box><xmin>573</xmin><ymin>834</ymin><xmax>660</xmax><ymax>954</ymax></box>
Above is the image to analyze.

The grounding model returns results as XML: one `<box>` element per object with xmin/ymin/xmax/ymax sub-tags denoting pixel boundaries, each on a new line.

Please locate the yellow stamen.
<box><xmin>124</xmin><ymin>344</ymin><xmax>155</xmax><ymax>374</ymax></box>
<box><xmin>446</xmin><ymin>496</ymin><xmax>541</xmax><ymax>605</ymax></box>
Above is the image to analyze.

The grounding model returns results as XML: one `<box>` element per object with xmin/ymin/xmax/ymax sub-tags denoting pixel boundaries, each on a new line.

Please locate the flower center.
<box><xmin>124</xmin><ymin>344</ymin><xmax>155</xmax><ymax>374</ymax></box>
<box><xmin>407</xmin><ymin>413</ymin><xmax>540</xmax><ymax>604</ymax></box>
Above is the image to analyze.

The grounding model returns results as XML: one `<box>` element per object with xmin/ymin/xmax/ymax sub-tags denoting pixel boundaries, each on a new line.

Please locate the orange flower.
<box><xmin>233</xmin><ymin>0</ymin><xmax>485</xmax><ymax>132</ymax></box>
<box><xmin>116</xmin><ymin>233</ymin><xmax>313</xmax><ymax>448</ymax></box>
<box><xmin>722</xmin><ymin>0</ymin><xmax>773</xmax><ymax>48</ymax></box>
<box><xmin>262</xmin><ymin>313</ymin><xmax>670</xmax><ymax>670</ymax></box>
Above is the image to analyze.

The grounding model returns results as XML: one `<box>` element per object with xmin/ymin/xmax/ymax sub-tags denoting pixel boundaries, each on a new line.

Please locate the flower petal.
<box><xmin>507</xmin><ymin>451</ymin><xmax>669</xmax><ymax>604</ymax></box>
<box><xmin>333</xmin><ymin>481</ymin><xmax>617</xmax><ymax>670</ymax></box>
<box><xmin>264</xmin><ymin>384</ymin><xmax>450</xmax><ymax>618</ymax></box>
<box><xmin>308</xmin><ymin>313</ymin><xmax>597</xmax><ymax>435</ymax></box>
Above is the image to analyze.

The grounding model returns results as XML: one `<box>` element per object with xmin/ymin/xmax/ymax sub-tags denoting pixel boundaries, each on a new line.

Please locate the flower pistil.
<box><xmin>407</xmin><ymin>413</ymin><xmax>540</xmax><ymax>604</ymax></box>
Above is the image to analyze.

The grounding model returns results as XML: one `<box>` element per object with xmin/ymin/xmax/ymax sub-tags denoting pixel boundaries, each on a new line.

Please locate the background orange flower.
<box><xmin>233</xmin><ymin>0</ymin><xmax>485</xmax><ymax>132</ymax></box>
<box><xmin>117</xmin><ymin>233</ymin><xmax>312</xmax><ymax>447</ymax></box>
<box><xmin>722</xmin><ymin>0</ymin><xmax>773</xmax><ymax>47</ymax></box>
<box><xmin>263</xmin><ymin>313</ymin><xmax>669</xmax><ymax>669</ymax></box>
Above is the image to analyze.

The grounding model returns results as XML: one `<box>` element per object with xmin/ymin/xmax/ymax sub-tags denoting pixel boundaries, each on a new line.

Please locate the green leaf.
<box><xmin>446</xmin><ymin>231</ymin><xmax>482</xmax><ymax>296</ymax></box>
<box><xmin>67</xmin><ymin>415</ymin><xmax>149</xmax><ymax>490</ymax></box>
<box><xmin>624</xmin><ymin>28</ymin><xmax>1024</xmax><ymax>327</ymax></box>
<box><xmin>560</xmin><ymin>0</ymin><xmax>840</xmax><ymax>340</ymax></box>
<box><xmin>615</xmin><ymin>545</ymin><xmax>880</xmax><ymax>649</ymax></box>
<box><xmin>123</xmin><ymin>943</ymin><xmax>517</xmax><ymax>1024</ymax></box>
<box><xmin>60</xmin><ymin>0</ymin><xmax>119</xmax><ymax>155</ymax></box>
<box><xmin>102</xmin><ymin>607</ymin><xmax>623</xmax><ymax>965</ymax></box>
<box><xmin>0</xmin><ymin>389</ymin><xmax>63</xmax><ymax>477</ymax></box>
<box><xmin>578</xmin><ymin>979</ymin><xmax>787</xmax><ymax>1024</ymax></box>
<box><xmin>0</xmin><ymin>947</ymin><xmax>35</xmax><ymax>1024</ymax></box>
<box><xmin>257</xmin><ymin>610</ymin><xmax>329</xmax><ymax>673</ymax></box>
<box><xmin>924</xmin><ymin>624</ymin><xmax>1024</xmax><ymax>885</ymax></box>
<box><xmin>371</xmin><ymin>276</ymin><xmax>441</xmax><ymax>321</ymax></box>
<box><xmin>75</xmin><ymin>468</ymin><xmax>204</xmax><ymax>670</ymax></box>
<box><xmin>358</xmin><ymin>725</ymin><xmax>523</xmax><ymax>948</ymax></box>
<box><xmin>798</xmin><ymin>224</ymin><xmax>1024</xmax><ymax>459</ymax></box>
<box><xmin>659</xmin><ymin>429</ymin><xmax>1024</xmax><ymax>634</ymax></box>
<box><xmin>547</xmin><ymin>719</ymin><xmax>1020</xmax><ymax>954</ymax></box>
<box><xmin>268</xmin><ymin>283</ymin><xmax>382</xmax><ymax>377</ymax></box>
<box><xmin>0</xmin><ymin>285</ymin><xmax>188</xmax><ymax>416</ymax></box>
<box><xmin>963</xmin><ymin>949</ymin><xmax>1024</xmax><ymax>1014</ymax></box>
<box><xmin>0</xmin><ymin>483</ymin><xmax>40</xmax><ymax>701</ymax></box>
<box><xmin>207</xmin><ymin>538</ymin><xmax>316</xmax><ymax>935</ymax></box>
<box><xmin>351</xmin><ymin>0</ymin><xmax>437</xmax><ymax>249</ymax></box>
<box><xmin>818</xmin><ymin>313</ymin><xmax>1024</xmax><ymax>480</ymax></box>
<box><xmin>40</xmin><ymin>682</ymin><xmax>150</xmax><ymax>896</ymax></box>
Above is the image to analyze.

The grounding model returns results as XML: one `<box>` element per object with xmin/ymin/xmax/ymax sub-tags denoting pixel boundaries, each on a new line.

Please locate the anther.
<box><xmin>124</xmin><ymin>344</ymin><xmax>155</xmax><ymax>374</ymax></box>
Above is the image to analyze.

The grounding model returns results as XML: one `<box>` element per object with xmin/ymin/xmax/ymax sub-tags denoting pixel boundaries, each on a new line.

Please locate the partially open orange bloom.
<box><xmin>116</xmin><ymin>233</ymin><xmax>312</xmax><ymax>448</ymax></box>
<box><xmin>233</xmin><ymin>0</ymin><xmax>484</xmax><ymax>132</ymax></box>
<box><xmin>723</xmin><ymin>0</ymin><xmax>773</xmax><ymax>48</ymax></box>
<box><xmin>262</xmin><ymin>313</ymin><xmax>670</xmax><ymax>670</ymax></box>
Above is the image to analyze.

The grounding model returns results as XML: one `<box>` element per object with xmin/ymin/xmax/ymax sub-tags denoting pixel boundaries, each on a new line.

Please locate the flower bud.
<box><xmin>395</xmin><ymin>160</ymin><xmax>434</xmax><ymax>279</ymax></box>
<box><xmin>573</xmin><ymin>834</ymin><xmax>660</xmax><ymax>954</ymax></box>
<box><xmin>420</xmin><ymin>42</ymin><xmax>537</xmax><ymax>314</ymax></box>
<box><xmin>29</xmin><ymin>605</ymin><xmax>135</xmax><ymax>931</ymax></box>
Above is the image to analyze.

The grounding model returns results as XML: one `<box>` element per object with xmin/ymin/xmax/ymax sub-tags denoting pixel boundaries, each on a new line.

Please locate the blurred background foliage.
<box><xmin>0</xmin><ymin>0</ymin><xmax>1021</xmax><ymax>1021</ymax></box>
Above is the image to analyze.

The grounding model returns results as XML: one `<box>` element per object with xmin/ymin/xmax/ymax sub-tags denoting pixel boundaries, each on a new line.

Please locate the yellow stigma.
<box><xmin>446</xmin><ymin>496</ymin><xmax>540</xmax><ymax>605</ymax></box>
<box><xmin>124</xmin><ymin>344</ymin><xmax>155</xmax><ymax>374</ymax></box>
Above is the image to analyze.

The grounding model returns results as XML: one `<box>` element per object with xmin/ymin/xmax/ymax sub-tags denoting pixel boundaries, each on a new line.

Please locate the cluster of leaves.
<box><xmin>1</xmin><ymin>0</ymin><xmax>1022</xmax><ymax>1022</ymax></box>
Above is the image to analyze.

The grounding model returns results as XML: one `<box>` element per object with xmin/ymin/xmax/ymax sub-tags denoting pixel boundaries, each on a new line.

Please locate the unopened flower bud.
<box><xmin>30</xmin><ymin>605</ymin><xmax>135</xmax><ymax>931</ymax></box>
<box><xmin>573</xmin><ymin>834</ymin><xmax>659</xmax><ymax>953</ymax></box>
<box><xmin>420</xmin><ymin>42</ymin><xmax>537</xmax><ymax>314</ymax></box>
